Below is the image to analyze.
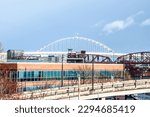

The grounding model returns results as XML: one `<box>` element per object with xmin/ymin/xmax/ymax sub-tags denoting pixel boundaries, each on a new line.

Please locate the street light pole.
<box><xmin>78</xmin><ymin>74</ymin><xmax>80</xmax><ymax>100</ymax></box>
<box><xmin>91</xmin><ymin>56</ymin><xmax>97</xmax><ymax>91</ymax></box>
<box><xmin>61</xmin><ymin>54</ymin><xmax>64</xmax><ymax>87</ymax></box>
<box><xmin>92</xmin><ymin>60</ymin><xmax>94</xmax><ymax>90</ymax></box>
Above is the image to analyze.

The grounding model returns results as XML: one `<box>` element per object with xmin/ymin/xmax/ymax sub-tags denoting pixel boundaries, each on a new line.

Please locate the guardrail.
<box><xmin>20</xmin><ymin>79</ymin><xmax>150</xmax><ymax>100</ymax></box>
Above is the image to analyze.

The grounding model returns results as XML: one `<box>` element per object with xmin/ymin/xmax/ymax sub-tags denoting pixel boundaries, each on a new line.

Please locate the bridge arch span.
<box><xmin>38</xmin><ymin>36</ymin><xmax>114</xmax><ymax>53</ymax></box>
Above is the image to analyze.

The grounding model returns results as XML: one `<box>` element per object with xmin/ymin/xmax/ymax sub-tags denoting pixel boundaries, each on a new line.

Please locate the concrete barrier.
<box><xmin>20</xmin><ymin>79</ymin><xmax>150</xmax><ymax>100</ymax></box>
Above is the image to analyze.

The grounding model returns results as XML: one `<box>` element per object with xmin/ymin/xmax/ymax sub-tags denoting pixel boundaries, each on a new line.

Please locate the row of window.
<box><xmin>7</xmin><ymin>70</ymin><xmax>123</xmax><ymax>80</ymax></box>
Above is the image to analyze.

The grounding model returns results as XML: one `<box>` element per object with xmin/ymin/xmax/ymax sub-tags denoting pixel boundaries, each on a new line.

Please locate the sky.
<box><xmin>0</xmin><ymin>0</ymin><xmax>150</xmax><ymax>53</ymax></box>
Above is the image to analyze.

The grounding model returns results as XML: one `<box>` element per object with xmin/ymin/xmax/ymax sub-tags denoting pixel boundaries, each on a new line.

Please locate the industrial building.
<box><xmin>0</xmin><ymin>62</ymin><xmax>124</xmax><ymax>91</ymax></box>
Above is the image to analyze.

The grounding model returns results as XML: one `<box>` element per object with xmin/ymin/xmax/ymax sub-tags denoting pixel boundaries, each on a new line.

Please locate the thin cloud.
<box><xmin>92</xmin><ymin>20</ymin><xmax>105</xmax><ymax>28</ymax></box>
<box><xmin>134</xmin><ymin>11</ymin><xmax>144</xmax><ymax>17</ymax></box>
<box><xmin>102</xmin><ymin>17</ymin><xmax>134</xmax><ymax>34</ymax></box>
<box><xmin>141</xmin><ymin>19</ymin><xmax>150</xmax><ymax>26</ymax></box>
<box><xmin>102</xmin><ymin>11</ymin><xmax>144</xmax><ymax>34</ymax></box>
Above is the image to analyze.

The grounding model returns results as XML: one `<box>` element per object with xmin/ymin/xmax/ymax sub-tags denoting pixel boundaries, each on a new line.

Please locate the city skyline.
<box><xmin>0</xmin><ymin>0</ymin><xmax>150</xmax><ymax>53</ymax></box>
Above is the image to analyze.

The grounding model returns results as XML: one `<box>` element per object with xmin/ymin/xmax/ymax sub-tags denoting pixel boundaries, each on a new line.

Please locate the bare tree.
<box><xmin>0</xmin><ymin>70</ymin><xmax>19</xmax><ymax>99</ymax></box>
<box><xmin>78</xmin><ymin>65</ymin><xmax>92</xmax><ymax>84</ymax></box>
<box><xmin>124</xmin><ymin>71</ymin><xmax>132</xmax><ymax>80</ymax></box>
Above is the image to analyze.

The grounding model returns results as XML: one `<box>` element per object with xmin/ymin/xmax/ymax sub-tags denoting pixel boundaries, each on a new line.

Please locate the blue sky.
<box><xmin>0</xmin><ymin>0</ymin><xmax>150</xmax><ymax>53</ymax></box>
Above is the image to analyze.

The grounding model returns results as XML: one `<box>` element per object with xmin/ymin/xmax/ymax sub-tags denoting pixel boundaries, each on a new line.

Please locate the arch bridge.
<box><xmin>37</xmin><ymin>36</ymin><xmax>150</xmax><ymax>64</ymax></box>
<box><xmin>38</xmin><ymin>36</ymin><xmax>114</xmax><ymax>53</ymax></box>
